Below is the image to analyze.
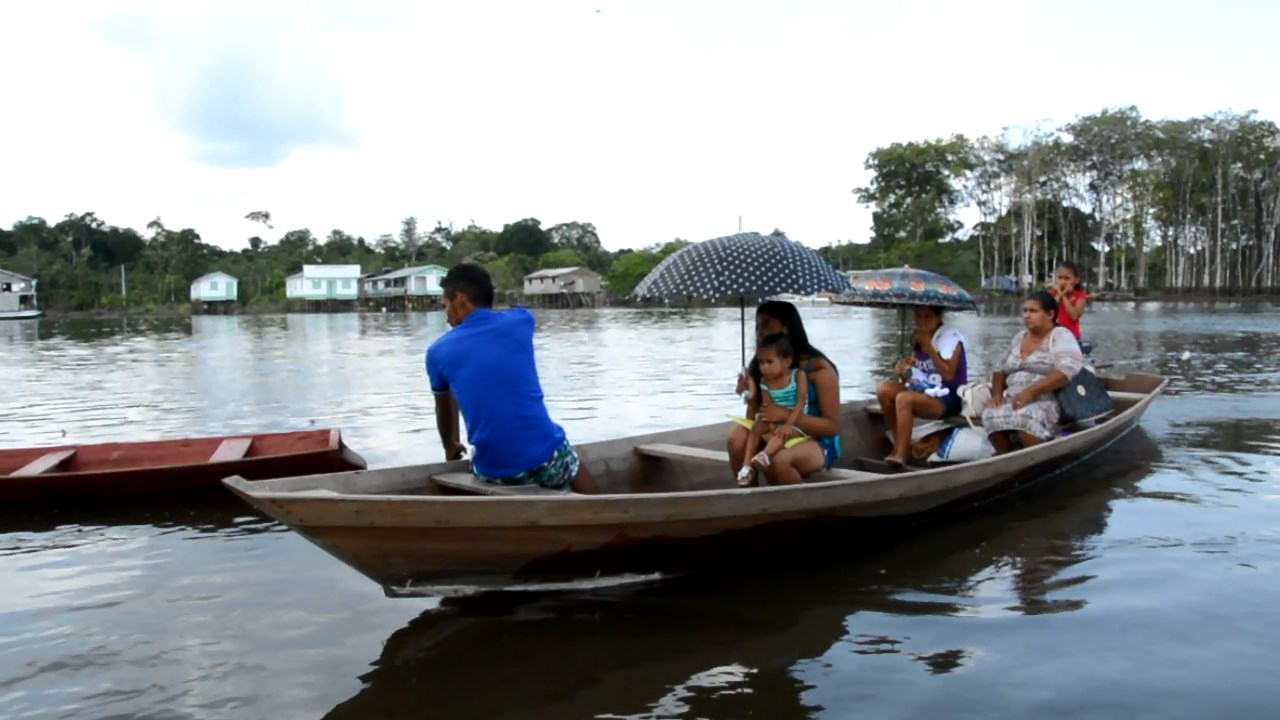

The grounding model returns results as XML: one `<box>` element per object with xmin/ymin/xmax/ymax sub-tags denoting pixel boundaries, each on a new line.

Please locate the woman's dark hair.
<box><xmin>1028</xmin><ymin>289</ymin><xmax>1059</xmax><ymax>324</ymax></box>
<box><xmin>1058</xmin><ymin>260</ymin><xmax>1086</xmax><ymax>293</ymax></box>
<box><xmin>910</xmin><ymin>306</ymin><xmax>946</xmax><ymax>352</ymax></box>
<box><xmin>756</xmin><ymin>332</ymin><xmax>796</xmax><ymax>365</ymax></box>
<box><xmin>748</xmin><ymin>300</ymin><xmax>837</xmax><ymax>388</ymax></box>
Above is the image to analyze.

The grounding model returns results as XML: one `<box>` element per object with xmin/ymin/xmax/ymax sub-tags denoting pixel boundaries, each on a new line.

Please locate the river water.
<box><xmin>1</xmin><ymin>300</ymin><xmax>1278</xmax><ymax>719</ymax></box>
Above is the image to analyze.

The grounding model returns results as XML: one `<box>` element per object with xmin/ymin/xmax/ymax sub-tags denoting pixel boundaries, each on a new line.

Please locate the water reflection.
<box><xmin>0</xmin><ymin>496</ymin><xmax>275</xmax><ymax>539</ymax></box>
<box><xmin>322</xmin><ymin>430</ymin><xmax>1159</xmax><ymax>720</ymax></box>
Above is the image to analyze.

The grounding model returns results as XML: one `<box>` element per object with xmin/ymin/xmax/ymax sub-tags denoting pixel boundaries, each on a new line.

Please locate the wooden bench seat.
<box><xmin>636</xmin><ymin>443</ymin><xmax>877</xmax><ymax>485</ymax></box>
<box><xmin>11</xmin><ymin>448</ymin><xmax>77</xmax><ymax>477</ymax></box>
<box><xmin>430</xmin><ymin>472</ymin><xmax>568</xmax><ymax>496</ymax></box>
<box><xmin>635</xmin><ymin>443</ymin><xmax>729</xmax><ymax>464</ymax></box>
<box><xmin>210</xmin><ymin>437</ymin><xmax>253</xmax><ymax>463</ymax></box>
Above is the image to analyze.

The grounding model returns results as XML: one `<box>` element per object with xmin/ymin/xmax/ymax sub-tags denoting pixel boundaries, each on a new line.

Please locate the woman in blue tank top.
<box><xmin>728</xmin><ymin>301</ymin><xmax>843</xmax><ymax>485</ymax></box>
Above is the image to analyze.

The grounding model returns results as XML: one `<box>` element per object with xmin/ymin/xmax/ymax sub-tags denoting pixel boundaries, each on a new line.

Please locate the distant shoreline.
<box><xmin>973</xmin><ymin>290</ymin><xmax>1279</xmax><ymax>304</ymax></box>
<box><xmin>28</xmin><ymin>289</ymin><xmax>1278</xmax><ymax>320</ymax></box>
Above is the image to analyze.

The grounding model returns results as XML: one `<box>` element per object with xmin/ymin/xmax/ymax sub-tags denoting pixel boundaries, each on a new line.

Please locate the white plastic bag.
<box><xmin>884</xmin><ymin>419</ymin><xmax>952</xmax><ymax>446</ymax></box>
<box><xmin>927</xmin><ymin>426</ymin><xmax>995</xmax><ymax>464</ymax></box>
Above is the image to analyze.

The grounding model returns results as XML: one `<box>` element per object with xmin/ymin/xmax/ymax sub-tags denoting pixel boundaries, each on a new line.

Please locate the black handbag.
<box><xmin>1056</xmin><ymin>368</ymin><xmax>1115</xmax><ymax>423</ymax></box>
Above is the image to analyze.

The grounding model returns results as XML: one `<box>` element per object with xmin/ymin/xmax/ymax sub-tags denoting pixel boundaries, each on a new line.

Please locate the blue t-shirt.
<box><xmin>425</xmin><ymin>307</ymin><xmax>566</xmax><ymax>478</ymax></box>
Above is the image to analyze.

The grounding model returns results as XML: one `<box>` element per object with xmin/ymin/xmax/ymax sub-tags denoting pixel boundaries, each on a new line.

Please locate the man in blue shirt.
<box><xmin>425</xmin><ymin>263</ymin><xmax>597</xmax><ymax>493</ymax></box>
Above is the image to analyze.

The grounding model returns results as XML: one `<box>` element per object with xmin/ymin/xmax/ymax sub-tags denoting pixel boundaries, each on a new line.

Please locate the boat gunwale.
<box><xmin>223</xmin><ymin>374</ymin><xmax>1168</xmax><ymax>514</ymax></box>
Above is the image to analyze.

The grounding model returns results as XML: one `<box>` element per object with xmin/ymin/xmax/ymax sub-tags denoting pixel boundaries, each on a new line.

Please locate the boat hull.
<box><xmin>223</xmin><ymin>373</ymin><xmax>1167</xmax><ymax>595</ymax></box>
<box><xmin>0</xmin><ymin>309</ymin><xmax>42</xmax><ymax>320</ymax></box>
<box><xmin>1</xmin><ymin>429</ymin><xmax>367</xmax><ymax>504</ymax></box>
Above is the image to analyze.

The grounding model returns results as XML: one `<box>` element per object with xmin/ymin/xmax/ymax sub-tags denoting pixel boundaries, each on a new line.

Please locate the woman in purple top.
<box><xmin>875</xmin><ymin>305</ymin><xmax>969</xmax><ymax>467</ymax></box>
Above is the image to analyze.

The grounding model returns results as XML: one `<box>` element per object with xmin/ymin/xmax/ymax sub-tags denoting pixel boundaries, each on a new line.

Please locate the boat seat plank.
<box><xmin>11</xmin><ymin>449</ymin><xmax>77</xmax><ymax>477</ymax></box>
<box><xmin>431</xmin><ymin>472</ymin><xmax>567</xmax><ymax>496</ymax></box>
<box><xmin>210</xmin><ymin>437</ymin><xmax>254</xmax><ymax>463</ymax></box>
<box><xmin>635</xmin><ymin>444</ymin><xmax>728</xmax><ymax>464</ymax></box>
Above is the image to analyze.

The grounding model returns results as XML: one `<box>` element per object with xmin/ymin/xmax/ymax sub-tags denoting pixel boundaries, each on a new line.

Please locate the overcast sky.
<box><xmin>1</xmin><ymin>0</ymin><xmax>1275</xmax><ymax>252</ymax></box>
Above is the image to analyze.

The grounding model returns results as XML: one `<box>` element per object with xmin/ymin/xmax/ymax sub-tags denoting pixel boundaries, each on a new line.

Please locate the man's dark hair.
<box><xmin>441</xmin><ymin>263</ymin><xmax>495</xmax><ymax>308</ymax></box>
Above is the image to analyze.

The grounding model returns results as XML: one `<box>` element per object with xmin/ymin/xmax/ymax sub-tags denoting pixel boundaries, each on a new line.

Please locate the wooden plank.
<box><xmin>210</xmin><ymin>437</ymin><xmax>253</xmax><ymax>463</ymax></box>
<box><xmin>635</xmin><ymin>443</ymin><xmax>729</xmax><ymax>464</ymax></box>
<box><xmin>11</xmin><ymin>449</ymin><xmax>77</xmax><ymax>477</ymax></box>
<box><xmin>431</xmin><ymin>472</ymin><xmax>567</xmax><ymax>497</ymax></box>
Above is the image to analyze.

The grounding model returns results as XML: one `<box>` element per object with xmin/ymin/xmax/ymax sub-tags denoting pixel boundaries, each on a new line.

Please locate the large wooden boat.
<box><xmin>223</xmin><ymin>373</ymin><xmax>1167</xmax><ymax>597</ymax></box>
<box><xmin>2</xmin><ymin>428</ymin><xmax>367</xmax><ymax>504</ymax></box>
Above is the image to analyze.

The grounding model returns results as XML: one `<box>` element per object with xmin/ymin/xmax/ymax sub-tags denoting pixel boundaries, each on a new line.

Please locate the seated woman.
<box><xmin>981</xmin><ymin>290</ymin><xmax>1085</xmax><ymax>455</ymax></box>
<box><xmin>876</xmin><ymin>305</ymin><xmax>969</xmax><ymax>467</ymax></box>
<box><xmin>727</xmin><ymin>301</ymin><xmax>842</xmax><ymax>485</ymax></box>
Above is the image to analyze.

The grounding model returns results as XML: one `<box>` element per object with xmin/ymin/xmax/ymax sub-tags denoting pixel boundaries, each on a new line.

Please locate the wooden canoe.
<box><xmin>2</xmin><ymin>428</ymin><xmax>367</xmax><ymax>504</ymax></box>
<box><xmin>222</xmin><ymin>372</ymin><xmax>1168</xmax><ymax>596</ymax></box>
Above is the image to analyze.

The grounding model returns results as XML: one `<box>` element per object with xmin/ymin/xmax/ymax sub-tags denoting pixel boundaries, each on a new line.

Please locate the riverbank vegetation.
<box><xmin>0</xmin><ymin>213</ymin><xmax>691</xmax><ymax>312</ymax></box>
<box><xmin>827</xmin><ymin>106</ymin><xmax>1280</xmax><ymax>296</ymax></box>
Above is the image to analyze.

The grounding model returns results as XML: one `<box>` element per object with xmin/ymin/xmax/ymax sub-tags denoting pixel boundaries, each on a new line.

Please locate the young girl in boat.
<box><xmin>735</xmin><ymin>333</ymin><xmax>812</xmax><ymax>487</ymax></box>
<box><xmin>1049</xmin><ymin>260</ymin><xmax>1088</xmax><ymax>342</ymax></box>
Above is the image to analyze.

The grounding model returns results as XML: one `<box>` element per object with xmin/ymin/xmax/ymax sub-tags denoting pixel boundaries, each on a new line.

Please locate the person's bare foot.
<box><xmin>883</xmin><ymin>454</ymin><xmax>907</xmax><ymax>468</ymax></box>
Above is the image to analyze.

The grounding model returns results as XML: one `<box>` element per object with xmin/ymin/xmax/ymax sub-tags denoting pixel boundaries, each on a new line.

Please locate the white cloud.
<box><xmin>1</xmin><ymin>0</ymin><xmax>1277</xmax><ymax>252</ymax></box>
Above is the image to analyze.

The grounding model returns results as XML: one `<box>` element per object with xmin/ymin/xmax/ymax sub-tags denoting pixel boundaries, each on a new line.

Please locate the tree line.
<box><xmin>823</xmin><ymin>106</ymin><xmax>1280</xmax><ymax>296</ymax></box>
<box><xmin>0</xmin><ymin>212</ymin><xmax>690</xmax><ymax>312</ymax></box>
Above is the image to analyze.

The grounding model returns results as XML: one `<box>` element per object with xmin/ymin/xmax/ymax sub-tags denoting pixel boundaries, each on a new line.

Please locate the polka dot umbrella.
<box><xmin>632</xmin><ymin>231</ymin><xmax>852</xmax><ymax>366</ymax></box>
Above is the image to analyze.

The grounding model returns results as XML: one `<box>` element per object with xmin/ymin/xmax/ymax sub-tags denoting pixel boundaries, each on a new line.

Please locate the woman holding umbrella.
<box><xmin>876</xmin><ymin>305</ymin><xmax>970</xmax><ymax>467</ymax></box>
<box><xmin>629</xmin><ymin>231</ymin><xmax>851</xmax><ymax>484</ymax></box>
<box><xmin>840</xmin><ymin>266</ymin><xmax>979</xmax><ymax>467</ymax></box>
<box><xmin>728</xmin><ymin>301</ymin><xmax>843</xmax><ymax>484</ymax></box>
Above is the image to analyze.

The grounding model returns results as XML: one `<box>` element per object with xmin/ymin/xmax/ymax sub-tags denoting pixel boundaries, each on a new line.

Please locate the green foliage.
<box><xmin>604</xmin><ymin>239</ymin><xmax>690</xmax><ymax>296</ymax></box>
<box><xmin>854</xmin><ymin>135</ymin><xmax>975</xmax><ymax>248</ymax></box>
<box><xmin>494</xmin><ymin>218</ymin><xmax>552</xmax><ymax>258</ymax></box>
<box><xmin>539</xmin><ymin>248</ymin><xmax>584</xmax><ymax>269</ymax></box>
<box><xmin>852</xmin><ymin>107</ymin><xmax>1280</xmax><ymax>294</ymax></box>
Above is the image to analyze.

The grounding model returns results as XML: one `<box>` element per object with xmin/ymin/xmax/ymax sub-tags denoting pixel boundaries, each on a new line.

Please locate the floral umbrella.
<box><xmin>839</xmin><ymin>266</ymin><xmax>977</xmax><ymax>311</ymax></box>
<box><xmin>838</xmin><ymin>266</ymin><xmax>978</xmax><ymax>355</ymax></box>
<box><xmin>632</xmin><ymin>231</ymin><xmax>851</xmax><ymax>365</ymax></box>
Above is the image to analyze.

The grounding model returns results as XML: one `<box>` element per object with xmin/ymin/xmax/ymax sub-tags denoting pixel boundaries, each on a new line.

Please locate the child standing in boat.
<box><xmin>1049</xmin><ymin>260</ymin><xmax>1088</xmax><ymax>342</ymax></box>
<box><xmin>735</xmin><ymin>334</ymin><xmax>813</xmax><ymax>487</ymax></box>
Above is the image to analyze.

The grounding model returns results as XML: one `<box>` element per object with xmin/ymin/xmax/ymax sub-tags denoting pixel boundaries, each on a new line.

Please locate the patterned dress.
<box><xmin>981</xmin><ymin>326</ymin><xmax>1085</xmax><ymax>441</ymax></box>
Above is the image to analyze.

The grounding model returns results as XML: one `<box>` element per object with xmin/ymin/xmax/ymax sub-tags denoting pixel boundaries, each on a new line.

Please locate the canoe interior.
<box><xmin>0</xmin><ymin>429</ymin><xmax>343</xmax><ymax>477</ymax></box>
<box><xmin>245</xmin><ymin>372</ymin><xmax>1167</xmax><ymax>499</ymax></box>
